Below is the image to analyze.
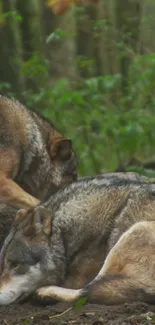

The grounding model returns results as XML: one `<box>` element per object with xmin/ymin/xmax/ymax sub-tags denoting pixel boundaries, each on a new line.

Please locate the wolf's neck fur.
<box><xmin>31</xmin><ymin>111</ymin><xmax>62</xmax><ymax>144</ymax></box>
<box><xmin>49</xmin><ymin>181</ymin><xmax>135</xmax><ymax>262</ymax></box>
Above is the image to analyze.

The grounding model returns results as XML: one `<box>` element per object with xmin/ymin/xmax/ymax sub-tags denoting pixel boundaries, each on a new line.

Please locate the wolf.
<box><xmin>0</xmin><ymin>95</ymin><xmax>77</xmax><ymax>210</ymax></box>
<box><xmin>0</xmin><ymin>172</ymin><xmax>153</xmax><ymax>248</ymax></box>
<box><xmin>1</xmin><ymin>175</ymin><xmax>155</xmax><ymax>305</ymax></box>
<box><xmin>0</xmin><ymin>171</ymin><xmax>149</xmax><ymax>249</ymax></box>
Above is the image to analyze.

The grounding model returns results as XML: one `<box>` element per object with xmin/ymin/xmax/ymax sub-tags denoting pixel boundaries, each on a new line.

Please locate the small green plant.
<box><xmin>73</xmin><ymin>296</ymin><xmax>88</xmax><ymax>309</ymax></box>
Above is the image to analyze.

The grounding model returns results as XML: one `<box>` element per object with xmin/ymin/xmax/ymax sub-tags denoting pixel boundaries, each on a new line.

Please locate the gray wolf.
<box><xmin>1</xmin><ymin>175</ymin><xmax>155</xmax><ymax>305</ymax></box>
<box><xmin>0</xmin><ymin>172</ymin><xmax>153</xmax><ymax>247</ymax></box>
<box><xmin>0</xmin><ymin>95</ymin><xmax>77</xmax><ymax>210</ymax></box>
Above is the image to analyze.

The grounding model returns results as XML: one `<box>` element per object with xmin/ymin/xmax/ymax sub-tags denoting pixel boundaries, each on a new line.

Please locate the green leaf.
<box><xmin>73</xmin><ymin>296</ymin><xmax>88</xmax><ymax>309</ymax></box>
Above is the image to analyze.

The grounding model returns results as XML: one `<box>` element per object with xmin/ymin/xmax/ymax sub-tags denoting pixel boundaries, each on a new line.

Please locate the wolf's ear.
<box><xmin>32</xmin><ymin>206</ymin><xmax>52</xmax><ymax>236</ymax></box>
<box><xmin>49</xmin><ymin>137</ymin><xmax>72</xmax><ymax>161</ymax></box>
<box><xmin>19</xmin><ymin>206</ymin><xmax>52</xmax><ymax>237</ymax></box>
<box><xmin>15</xmin><ymin>207</ymin><xmax>51</xmax><ymax>236</ymax></box>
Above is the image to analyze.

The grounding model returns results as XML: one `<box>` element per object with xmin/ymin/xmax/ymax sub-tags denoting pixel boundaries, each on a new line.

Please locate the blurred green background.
<box><xmin>1</xmin><ymin>0</ymin><xmax>155</xmax><ymax>176</ymax></box>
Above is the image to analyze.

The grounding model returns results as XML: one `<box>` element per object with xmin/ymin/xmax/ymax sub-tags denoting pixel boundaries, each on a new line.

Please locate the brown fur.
<box><xmin>2</xmin><ymin>176</ymin><xmax>155</xmax><ymax>305</ymax></box>
<box><xmin>0</xmin><ymin>95</ymin><xmax>77</xmax><ymax>210</ymax></box>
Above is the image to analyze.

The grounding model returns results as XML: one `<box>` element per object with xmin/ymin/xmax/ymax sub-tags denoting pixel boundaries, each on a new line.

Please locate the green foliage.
<box><xmin>2</xmin><ymin>51</ymin><xmax>155</xmax><ymax>176</ymax></box>
<box><xmin>22</xmin><ymin>53</ymin><xmax>49</xmax><ymax>88</ymax></box>
<box><xmin>73</xmin><ymin>296</ymin><xmax>88</xmax><ymax>309</ymax></box>
<box><xmin>2</xmin><ymin>11</ymin><xmax>23</xmax><ymax>22</ymax></box>
<box><xmin>0</xmin><ymin>10</ymin><xmax>23</xmax><ymax>25</ymax></box>
<box><xmin>1</xmin><ymin>2</ymin><xmax>155</xmax><ymax>179</ymax></box>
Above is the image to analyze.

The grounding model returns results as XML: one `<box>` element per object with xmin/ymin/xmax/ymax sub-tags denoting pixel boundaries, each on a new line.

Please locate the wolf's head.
<box><xmin>0</xmin><ymin>206</ymin><xmax>61</xmax><ymax>305</ymax></box>
<box><xmin>29</xmin><ymin>136</ymin><xmax>78</xmax><ymax>201</ymax></box>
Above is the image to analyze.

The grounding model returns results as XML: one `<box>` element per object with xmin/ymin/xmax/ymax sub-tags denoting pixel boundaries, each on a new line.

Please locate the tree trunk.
<box><xmin>75</xmin><ymin>4</ymin><xmax>102</xmax><ymax>78</ymax></box>
<box><xmin>16</xmin><ymin>0</ymin><xmax>45</xmax><ymax>90</ymax></box>
<box><xmin>115</xmin><ymin>0</ymin><xmax>141</xmax><ymax>95</ymax></box>
<box><xmin>43</xmin><ymin>2</ymin><xmax>76</xmax><ymax>83</ymax></box>
<box><xmin>0</xmin><ymin>0</ymin><xmax>25</xmax><ymax>96</ymax></box>
<box><xmin>17</xmin><ymin>0</ymin><xmax>44</xmax><ymax>59</ymax></box>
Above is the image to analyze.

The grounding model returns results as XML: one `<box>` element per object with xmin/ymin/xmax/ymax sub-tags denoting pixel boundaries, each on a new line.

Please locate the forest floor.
<box><xmin>1</xmin><ymin>301</ymin><xmax>155</xmax><ymax>325</ymax></box>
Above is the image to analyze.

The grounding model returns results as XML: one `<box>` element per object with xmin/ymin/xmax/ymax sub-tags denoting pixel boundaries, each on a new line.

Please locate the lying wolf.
<box><xmin>0</xmin><ymin>171</ymin><xmax>150</xmax><ymax>248</ymax></box>
<box><xmin>1</xmin><ymin>175</ymin><xmax>155</xmax><ymax>305</ymax></box>
<box><xmin>0</xmin><ymin>172</ymin><xmax>153</xmax><ymax>245</ymax></box>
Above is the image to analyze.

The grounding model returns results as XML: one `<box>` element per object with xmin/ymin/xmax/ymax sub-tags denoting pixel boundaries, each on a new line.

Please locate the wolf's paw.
<box><xmin>35</xmin><ymin>286</ymin><xmax>58</xmax><ymax>305</ymax></box>
<box><xmin>36</xmin><ymin>286</ymin><xmax>53</xmax><ymax>299</ymax></box>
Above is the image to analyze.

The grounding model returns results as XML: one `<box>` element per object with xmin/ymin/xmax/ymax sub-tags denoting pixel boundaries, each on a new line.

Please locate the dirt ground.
<box><xmin>1</xmin><ymin>301</ymin><xmax>155</xmax><ymax>325</ymax></box>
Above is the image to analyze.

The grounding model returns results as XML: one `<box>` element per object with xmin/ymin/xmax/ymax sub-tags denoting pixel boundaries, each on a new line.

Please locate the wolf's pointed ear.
<box><xmin>22</xmin><ymin>206</ymin><xmax>52</xmax><ymax>237</ymax></box>
<box><xmin>32</xmin><ymin>206</ymin><xmax>52</xmax><ymax>236</ymax></box>
<box><xmin>49</xmin><ymin>137</ymin><xmax>72</xmax><ymax>161</ymax></box>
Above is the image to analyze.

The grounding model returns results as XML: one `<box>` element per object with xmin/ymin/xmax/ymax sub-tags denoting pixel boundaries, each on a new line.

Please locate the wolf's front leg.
<box><xmin>36</xmin><ymin>286</ymin><xmax>82</xmax><ymax>303</ymax></box>
<box><xmin>0</xmin><ymin>172</ymin><xmax>40</xmax><ymax>209</ymax></box>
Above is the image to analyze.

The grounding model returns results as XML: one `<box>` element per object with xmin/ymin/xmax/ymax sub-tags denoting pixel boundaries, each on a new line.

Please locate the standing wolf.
<box><xmin>1</xmin><ymin>176</ymin><xmax>155</xmax><ymax>305</ymax></box>
<box><xmin>0</xmin><ymin>95</ymin><xmax>77</xmax><ymax>209</ymax></box>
